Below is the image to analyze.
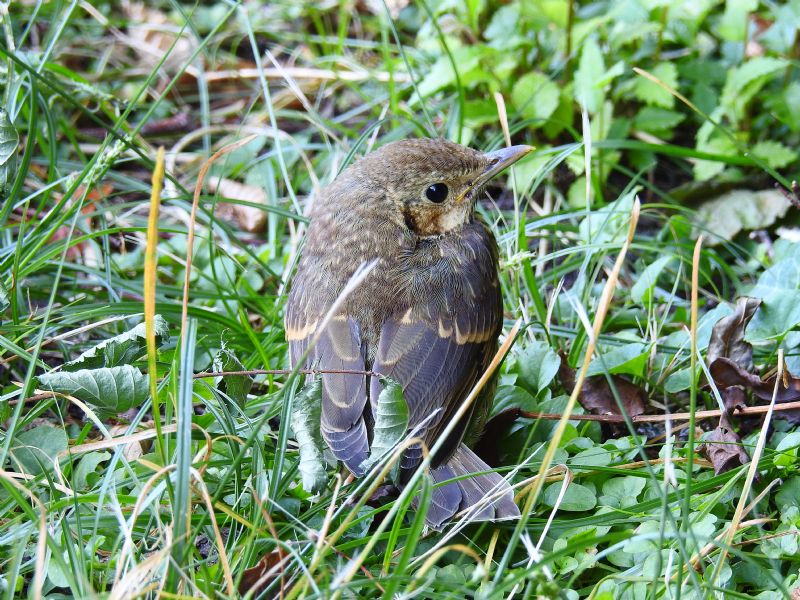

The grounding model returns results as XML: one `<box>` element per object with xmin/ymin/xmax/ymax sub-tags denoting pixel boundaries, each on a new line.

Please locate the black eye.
<box><xmin>425</xmin><ymin>183</ymin><xmax>449</xmax><ymax>203</ymax></box>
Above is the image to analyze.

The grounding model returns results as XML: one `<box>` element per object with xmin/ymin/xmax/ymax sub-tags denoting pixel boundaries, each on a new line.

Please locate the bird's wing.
<box><xmin>370</xmin><ymin>225</ymin><xmax>502</xmax><ymax>473</ymax></box>
<box><xmin>286</xmin><ymin>280</ymin><xmax>369</xmax><ymax>475</ymax></box>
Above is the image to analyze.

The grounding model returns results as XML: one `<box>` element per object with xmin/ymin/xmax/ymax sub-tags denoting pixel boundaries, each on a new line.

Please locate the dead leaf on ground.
<box><xmin>559</xmin><ymin>359</ymin><xmax>646</xmax><ymax>418</ymax></box>
<box><xmin>208</xmin><ymin>176</ymin><xmax>268</xmax><ymax>233</ymax></box>
<box><xmin>710</xmin><ymin>357</ymin><xmax>800</xmax><ymax>423</ymax></box>
<box><xmin>699</xmin><ymin>415</ymin><xmax>751</xmax><ymax>475</ymax></box>
<box><xmin>694</xmin><ymin>189</ymin><xmax>792</xmax><ymax>245</ymax></box>
<box><xmin>707</xmin><ymin>296</ymin><xmax>761</xmax><ymax>371</ymax></box>
<box><xmin>238</xmin><ymin>550</ymin><xmax>283</xmax><ymax>599</ymax></box>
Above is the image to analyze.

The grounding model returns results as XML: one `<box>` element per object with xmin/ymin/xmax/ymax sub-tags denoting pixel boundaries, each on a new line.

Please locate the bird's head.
<box><xmin>330</xmin><ymin>138</ymin><xmax>533</xmax><ymax>236</ymax></box>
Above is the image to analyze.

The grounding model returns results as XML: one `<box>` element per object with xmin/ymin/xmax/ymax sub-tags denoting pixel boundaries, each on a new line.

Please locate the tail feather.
<box><xmin>422</xmin><ymin>444</ymin><xmax>519</xmax><ymax>529</ymax></box>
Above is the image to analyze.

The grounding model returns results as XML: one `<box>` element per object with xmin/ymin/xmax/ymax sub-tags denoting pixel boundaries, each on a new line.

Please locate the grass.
<box><xmin>1</xmin><ymin>1</ymin><xmax>800</xmax><ymax>599</ymax></box>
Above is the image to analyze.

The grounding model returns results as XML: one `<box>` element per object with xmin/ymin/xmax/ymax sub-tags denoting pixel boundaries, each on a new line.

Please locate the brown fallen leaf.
<box><xmin>238</xmin><ymin>550</ymin><xmax>283</xmax><ymax>599</ymax></box>
<box><xmin>208</xmin><ymin>176</ymin><xmax>268</xmax><ymax>233</ymax></box>
<box><xmin>699</xmin><ymin>415</ymin><xmax>750</xmax><ymax>475</ymax></box>
<box><xmin>559</xmin><ymin>358</ymin><xmax>646</xmax><ymax>418</ymax></box>
<box><xmin>710</xmin><ymin>358</ymin><xmax>800</xmax><ymax>423</ymax></box>
<box><xmin>707</xmin><ymin>297</ymin><xmax>761</xmax><ymax>371</ymax></box>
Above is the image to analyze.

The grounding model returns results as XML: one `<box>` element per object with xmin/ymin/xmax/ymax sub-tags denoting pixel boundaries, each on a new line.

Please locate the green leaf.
<box><xmin>517</xmin><ymin>341</ymin><xmax>561</xmax><ymax>395</ymax></box>
<box><xmin>578</xmin><ymin>189</ymin><xmax>636</xmax><ymax>243</ymax></box>
<box><xmin>586</xmin><ymin>343</ymin><xmax>649</xmax><ymax>378</ymax></box>
<box><xmin>511</xmin><ymin>72</ymin><xmax>560</xmax><ymax>124</ymax></box>
<box><xmin>37</xmin><ymin>365</ymin><xmax>149</xmax><ymax>416</ymax></box>
<box><xmin>694</xmin><ymin>189</ymin><xmax>792</xmax><ymax>243</ymax></box>
<box><xmin>0</xmin><ymin>279</ymin><xmax>9</xmax><ymax>315</ymax></box>
<box><xmin>542</xmin><ymin>481</ymin><xmax>597</xmax><ymax>511</ymax></box>
<box><xmin>363</xmin><ymin>379</ymin><xmax>409</xmax><ymax>476</ymax></box>
<box><xmin>774</xmin><ymin>432</ymin><xmax>800</xmax><ymax>469</ymax></box>
<box><xmin>64</xmin><ymin>315</ymin><xmax>170</xmax><ymax>370</ymax></box>
<box><xmin>290</xmin><ymin>378</ymin><xmax>327</xmax><ymax>493</ymax></box>
<box><xmin>746</xmin><ymin>247</ymin><xmax>800</xmax><ymax>341</ymax></box>
<box><xmin>634</xmin><ymin>62</ymin><xmax>678</xmax><ymax>108</ymax></box>
<box><xmin>717</xmin><ymin>0</ymin><xmax>758</xmax><ymax>41</ymax></box>
<box><xmin>775</xmin><ymin>477</ymin><xmax>800</xmax><ymax>509</ymax></box>
<box><xmin>631</xmin><ymin>256</ymin><xmax>674</xmax><ymax>303</ymax></box>
<box><xmin>664</xmin><ymin>367</ymin><xmax>695</xmax><ymax>393</ymax></box>
<box><xmin>751</xmin><ymin>140</ymin><xmax>797</xmax><ymax>169</ymax></box>
<box><xmin>10</xmin><ymin>426</ymin><xmax>68</xmax><ymax>476</ymax></box>
<box><xmin>720</xmin><ymin>57</ymin><xmax>789</xmax><ymax>119</ymax></box>
<box><xmin>212</xmin><ymin>339</ymin><xmax>252</xmax><ymax>407</ymax></box>
<box><xmin>491</xmin><ymin>385</ymin><xmax>538</xmax><ymax>417</ymax></box>
<box><xmin>574</xmin><ymin>37</ymin><xmax>605</xmax><ymax>112</ymax></box>
<box><xmin>600</xmin><ymin>476</ymin><xmax>647</xmax><ymax>508</ymax></box>
<box><xmin>632</xmin><ymin>106</ymin><xmax>685</xmax><ymax>136</ymax></box>
<box><xmin>0</xmin><ymin>108</ymin><xmax>19</xmax><ymax>200</ymax></box>
<box><xmin>73</xmin><ymin>451</ymin><xmax>111</xmax><ymax>490</ymax></box>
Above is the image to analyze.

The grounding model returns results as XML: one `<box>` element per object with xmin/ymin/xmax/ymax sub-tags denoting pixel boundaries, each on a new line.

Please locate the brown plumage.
<box><xmin>285</xmin><ymin>138</ymin><xmax>532</xmax><ymax>528</ymax></box>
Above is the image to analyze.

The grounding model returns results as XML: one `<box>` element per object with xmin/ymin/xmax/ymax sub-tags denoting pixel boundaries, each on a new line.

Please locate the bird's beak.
<box><xmin>457</xmin><ymin>145</ymin><xmax>535</xmax><ymax>203</ymax></box>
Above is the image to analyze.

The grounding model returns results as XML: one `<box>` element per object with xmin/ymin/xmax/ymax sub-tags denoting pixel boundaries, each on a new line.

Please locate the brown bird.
<box><xmin>285</xmin><ymin>138</ymin><xmax>532</xmax><ymax>528</ymax></box>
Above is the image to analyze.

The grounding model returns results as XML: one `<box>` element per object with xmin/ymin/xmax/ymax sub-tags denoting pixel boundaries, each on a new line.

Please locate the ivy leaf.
<box><xmin>290</xmin><ymin>378</ymin><xmax>327</xmax><ymax>493</ymax></box>
<box><xmin>64</xmin><ymin>315</ymin><xmax>169</xmax><ymax>370</ymax></box>
<box><xmin>0</xmin><ymin>108</ymin><xmax>19</xmax><ymax>200</ymax></box>
<box><xmin>362</xmin><ymin>378</ymin><xmax>409</xmax><ymax>477</ymax></box>
<box><xmin>37</xmin><ymin>365</ymin><xmax>149</xmax><ymax>417</ymax></box>
<box><xmin>10</xmin><ymin>426</ymin><xmax>68</xmax><ymax>476</ymax></box>
<box><xmin>542</xmin><ymin>482</ymin><xmax>597</xmax><ymax>511</ymax></box>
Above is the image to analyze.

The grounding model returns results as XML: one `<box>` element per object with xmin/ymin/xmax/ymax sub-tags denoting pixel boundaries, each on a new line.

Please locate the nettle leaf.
<box><xmin>511</xmin><ymin>72</ymin><xmax>560</xmax><ymax>125</ymax></box>
<box><xmin>37</xmin><ymin>365</ymin><xmax>149</xmax><ymax>416</ymax></box>
<box><xmin>290</xmin><ymin>378</ymin><xmax>327</xmax><ymax>493</ymax></box>
<box><xmin>517</xmin><ymin>341</ymin><xmax>561</xmax><ymax>395</ymax></box>
<box><xmin>634</xmin><ymin>62</ymin><xmax>678</xmax><ymax>108</ymax></box>
<box><xmin>720</xmin><ymin>57</ymin><xmax>789</xmax><ymax>119</ymax></box>
<box><xmin>751</xmin><ymin>140</ymin><xmax>797</xmax><ymax>169</ymax></box>
<box><xmin>212</xmin><ymin>340</ymin><xmax>252</xmax><ymax>407</ymax></box>
<box><xmin>542</xmin><ymin>481</ymin><xmax>597</xmax><ymax>512</ymax></box>
<box><xmin>64</xmin><ymin>315</ymin><xmax>169</xmax><ymax>370</ymax></box>
<box><xmin>0</xmin><ymin>108</ymin><xmax>19</xmax><ymax>200</ymax></box>
<box><xmin>631</xmin><ymin>256</ymin><xmax>674</xmax><ymax>303</ymax></box>
<box><xmin>10</xmin><ymin>425</ymin><xmax>68</xmax><ymax>476</ymax></box>
<box><xmin>362</xmin><ymin>378</ymin><xmax>409</xmax><ymax>475</ymax></box>
<box><xmin>586</xmin><ymin>342</ymin><xmax>649</xmax><ymax>378</ymax></box>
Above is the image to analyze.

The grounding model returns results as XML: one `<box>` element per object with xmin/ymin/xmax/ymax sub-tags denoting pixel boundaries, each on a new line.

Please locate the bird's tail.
<box><xmin>423</xmin><ymin>444</ymin><xmax>519</xmax><ymax>529</ymax></box>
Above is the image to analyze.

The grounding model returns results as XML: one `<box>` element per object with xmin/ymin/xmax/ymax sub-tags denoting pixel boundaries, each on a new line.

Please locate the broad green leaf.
<box><xmin>600</xmin><ymin>475</ymin><xmax>647</xmax><ymax>508</ymax></box>
<box><xmin>542</xmin><ymin>481</ymin><xmax>597</xmax><ymax>511</ymax></box>
<box><xmin>578</xmin><ymin>189</ymin><xmax>637</xmax><ymax>243</ymax></box>
<box><xmin>632</xmin><ymin>106</ymin><xmax>685</xmax><ymax>135</ymax></box>
<box><xmin>10</xmin><ymin>426</ymin><xmax>68</xmax><ymax>476</ymax></box>
<box><xmin>693</xmin><ymin>135</ymin><xmax>736</xmax><ymax>181</ymax></box>
<box><xmin>751</xmin><ymin>140</ymin><xmax>797</xmax><ymax>169</ymax></box>
<box><xmin>64</xmin><ymin>315</ymin><xmax>169</xmax><ymax>370</ymax></box>
<box><xmin>773</xmin><ymin>432</ymin><xmax>800</xmax><ymax>469</ymax></box>
<box><xmin>517</xmin><ymin>341</ymin><xmax>561</xmax><ymax>395</ymax></box>
<box><xmin>746</xmin><ymin>247</ymin><xmax>800</xmax><ymax>341</ymax></box>
<box><xmin>37</xmin><ymin>365</ymin><xmax>149</xmax><ymax>416</ymax></box>
<box><xmin>491</xmin><ymin>385</ymin><xmax>538</xmax><ymax>417</ymax></box>
<box><xmin>73</xmin><ymin>451</ymin><xmax>111</xmax><ymax>490</ymax></box>
<box><xmin>574</xmin><ymin>37</ymin><xmax>605</xmax><ymax>112</ymax></box>
<box><xmin>587</xmin><ymin>343</ymin><xmax>649</xmax><ymax>378</ymax></box>
<box><xmin>717</xmin><ymin>0</ymin><xmax>758</xmax><ymax>41</ymax></box>
<box><xmin>290</xmin><ymin>379</ymin><xmax>327</xmax><ymax>493</ymax></box>
<box><xmin>664</xmin><ymin>367</ymin><xmax>695</xmax><ymax>393</ymax></box>
<box><xmin>720</xmin><ymin>57</ymin><xmax>789</xmax><ymax>119</ymax></box>
<box><xmin>775</xmin><ymin>477</ymin><xmax>800</xmax><ymax>509</ymax></box>
<box><xmin>512</xmin><ymin>72</ymin><xmax>560</xmax><ymax>124</ymax></box>
<box><xmin>694</xmin><ymin>189</ymin><xmax>791</xmax><ymax>244</ymax></box>
<box><xmin>212</xmin><ymin>339</ymin><xmax>252</xmax><ymax>407</ymax></box>
<box><xmin>0</xmin><ymin>108</ymin><xmax>19</xmax><ymax>200</ymax></box>
<box><xmin>363</xmin><ymin>378</ymin><xmax>409</xmax><ymax>475</ymax></box>
<box><xmin>631</xmin><ymin>256</ymin><xmax>674</xmax><ymax>303</ymax></box>
<box><xmin>634</xmin><ymin>62</ymin><xmax>678</xmax><ymax>108</ymax></box>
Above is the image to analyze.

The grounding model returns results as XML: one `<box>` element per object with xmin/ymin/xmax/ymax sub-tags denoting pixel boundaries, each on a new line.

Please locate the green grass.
<box><xmin>1</xmin><ymin>1</ymin><xmax>800</xmax><ymax>598</ymax></box>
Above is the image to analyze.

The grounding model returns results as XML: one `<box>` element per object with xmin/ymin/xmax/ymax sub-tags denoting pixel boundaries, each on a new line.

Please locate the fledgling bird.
<box><xmin>285</xmin><ymin>138</ymin><xmax>532</xmax><ymax>528</ymax></box>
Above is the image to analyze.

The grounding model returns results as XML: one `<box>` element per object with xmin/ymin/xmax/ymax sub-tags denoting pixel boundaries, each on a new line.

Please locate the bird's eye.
<box><xmin>425</xmin><ymin>183</ymin><xmax>449</xmax><ymax>203</ymax></box>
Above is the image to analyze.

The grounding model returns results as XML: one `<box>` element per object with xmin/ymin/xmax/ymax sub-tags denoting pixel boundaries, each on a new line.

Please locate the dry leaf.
<box><xmin>707</xmin><ymin>297</ymin><xmax>761</xmax><ymax>371</ymax></box>
<box><xmin>699</xmin><ymin>415</ymin><xmax>750</xmax><ymax>475</ymax></box>
<box><xmin>208</xmin><ymin>176</ymin><xmax>268</xmax><ymax>233</ymax></box>
<box><xmin>238</xmin><ymin>550</ymin><xmax>283</xmax><ymax>598</ymax></box>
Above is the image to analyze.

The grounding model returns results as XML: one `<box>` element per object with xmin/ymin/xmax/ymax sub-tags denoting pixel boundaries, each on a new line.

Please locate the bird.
<box><xmin>285</xmin><ymin>137</ymin><xmax>532</xmax><ymax>528</ymax></box>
